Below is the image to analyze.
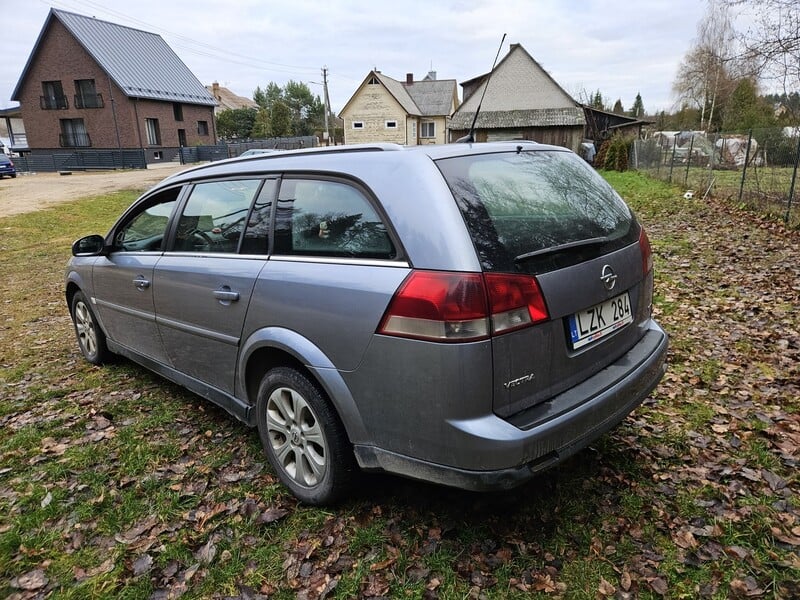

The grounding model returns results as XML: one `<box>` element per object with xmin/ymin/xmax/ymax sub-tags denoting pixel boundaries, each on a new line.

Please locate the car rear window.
<box><xmin>436</xmin><ymin>150</ymin><xmax>637</xmax><ymax>273</ymax></box>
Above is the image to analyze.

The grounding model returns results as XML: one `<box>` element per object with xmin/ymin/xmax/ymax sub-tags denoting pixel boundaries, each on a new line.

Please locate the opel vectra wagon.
<box><xmin>66</xmin><ymin>142</ymin><xmax>668</xmax><ymax>504</ymax></box>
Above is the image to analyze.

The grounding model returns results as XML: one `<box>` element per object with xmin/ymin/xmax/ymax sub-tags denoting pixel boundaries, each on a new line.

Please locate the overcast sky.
<box><xmin>1</xmin><ymin>0</ymin><xmax>713</xmax><ymax>115</ymax></box>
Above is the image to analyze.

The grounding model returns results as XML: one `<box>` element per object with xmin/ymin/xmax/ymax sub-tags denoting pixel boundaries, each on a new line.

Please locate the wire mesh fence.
<box><xmin>631</xmin><ymin>128</ymin><xmax>800</xmax><ymax>227</ymax></box>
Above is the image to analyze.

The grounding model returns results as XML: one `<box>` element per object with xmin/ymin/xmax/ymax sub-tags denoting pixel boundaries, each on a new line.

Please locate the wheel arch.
<box><xmin>239</xmin><ymin>327</ymin><xmax>369</xmax><ymax>443</ymax></box>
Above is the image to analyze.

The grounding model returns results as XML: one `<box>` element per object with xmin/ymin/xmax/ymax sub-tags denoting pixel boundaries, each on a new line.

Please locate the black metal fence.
<box><xmin>631</xmin><ymin>128</ymin><xmax>800</xmax><ymax>226</ymax></box>
<box><xmin>13</xmin><ymin>149</ymin><xmax>147</xmax><ymax>172</ymax></box>
<box><xmin>13</xmin><ymin>136</ymin><xmax>319</xmax><ymax>173</ymax></box>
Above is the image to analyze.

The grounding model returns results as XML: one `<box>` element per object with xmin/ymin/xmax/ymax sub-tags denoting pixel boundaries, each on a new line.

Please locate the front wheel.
<box><xmin>70</xmin><ymin>291</ymin><xmax>110</xmax><ymax>365</ymax></box>
<box><xmin>255</xmin><ymin>367</ymin><xmax>355</xmax><ymax>505</ymax></box>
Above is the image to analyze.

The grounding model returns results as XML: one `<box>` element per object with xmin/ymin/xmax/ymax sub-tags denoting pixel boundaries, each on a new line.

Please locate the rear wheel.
<box><xmin>70</xmin><ymin>291</ymin><xmax>110</xmax><ymax>364</ymax></box>
<box><xmin>255</xmin><ymin>367</ymin><xmax>355</xmax><ymax>505</ymax></box>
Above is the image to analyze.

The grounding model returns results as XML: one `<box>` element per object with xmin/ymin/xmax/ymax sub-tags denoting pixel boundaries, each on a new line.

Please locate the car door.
<box><xmin>153</xmin><ymin>178</ymin><xmax>276</xmax><ymax>394</ymax></box>
<box><xmin>91</xmin><ymin>188</ymin><xmax>182</xmax><ymax>364</ymax></box>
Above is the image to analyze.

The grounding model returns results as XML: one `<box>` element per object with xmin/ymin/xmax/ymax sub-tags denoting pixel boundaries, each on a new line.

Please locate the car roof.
<box><xmin>158</xmin><ymin>141</ymin><xmax>570</xmax><ymax>187</ymax></box>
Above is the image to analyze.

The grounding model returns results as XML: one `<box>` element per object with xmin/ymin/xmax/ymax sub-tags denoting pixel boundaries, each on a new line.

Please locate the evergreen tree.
<box><xmin>215</xmin><ymin>107</ymin><xmax>257</xmax><ymax>140</ymax></box>
<box><xmin>612</xmin><ymin>99</ymin><xmax>625</xmax><ymax>115</ymax></box>
<box><xmin>252</xmin><ymin>81</ymin><xmax>324</xmax><ymax>137</ymax></box>
<box><xmin>630</xmin><ymin>93</ymin><xmax>645</xmax><ymax>118</ymax></box>
<box><xmin>721</xmin><ymin>79</ymin><xmax>775</xmax><ymax>131</ymax></box>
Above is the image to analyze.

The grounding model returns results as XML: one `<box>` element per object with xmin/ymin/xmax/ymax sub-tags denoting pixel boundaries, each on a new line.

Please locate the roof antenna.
<box><xmin>457</xmin><ymin>33</ymin><xmax>506</xmax><ymax>143</ymax></box>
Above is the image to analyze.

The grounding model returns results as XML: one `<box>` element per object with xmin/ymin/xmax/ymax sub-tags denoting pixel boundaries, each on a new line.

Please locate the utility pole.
<box><xmin>322</xmin><ymin>66</ymin><xmax>332</xmax><ymax>145</ymax></box>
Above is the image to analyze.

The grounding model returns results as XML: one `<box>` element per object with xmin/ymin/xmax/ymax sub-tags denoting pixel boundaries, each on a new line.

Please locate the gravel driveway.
<box><xmin>0</xmin><ymin>162</ymin><xmax>192</xmax><ymax>218</ymax></box>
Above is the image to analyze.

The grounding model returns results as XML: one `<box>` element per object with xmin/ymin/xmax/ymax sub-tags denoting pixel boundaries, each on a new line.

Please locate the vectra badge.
<box><xmin>504</xmin><ymin>373</ymin><xmax>536</xmax><ymax>389</ymax></box>
<box><xmin>600</xmin><ymin>264</ymin><xmax>617</xmax><ymax>291</ymax></box>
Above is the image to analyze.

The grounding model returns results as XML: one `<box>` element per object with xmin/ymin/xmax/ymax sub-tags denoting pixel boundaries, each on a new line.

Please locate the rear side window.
<box><xmin>437</xmin><ymin>150</ymin><xmax>636</xmax><ymax>273</ymax></box>
<box><xmin>273</xmin><ymin>179</ymin><xmax>395</xmax><ymax>259</ymax></box>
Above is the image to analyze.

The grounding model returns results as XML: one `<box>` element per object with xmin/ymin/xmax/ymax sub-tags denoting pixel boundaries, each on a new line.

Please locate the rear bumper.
<box><xmin>354</xmin><ymin>321</ymin><xmax>668</xmax><ymax>491</ymax></box>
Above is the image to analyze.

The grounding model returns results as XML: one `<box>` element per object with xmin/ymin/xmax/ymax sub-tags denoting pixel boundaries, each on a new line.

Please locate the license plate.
<box><xmin>568</xmin><ymin>292</ymin><xmax>632</xmax><ymax>349</ymax></box>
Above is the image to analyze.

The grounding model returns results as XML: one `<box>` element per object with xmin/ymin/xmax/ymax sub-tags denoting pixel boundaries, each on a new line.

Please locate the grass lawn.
<box><xmin>1</xmin><ymin>174</ymin><xmax>798</xmax><ymax>599</ymax></box>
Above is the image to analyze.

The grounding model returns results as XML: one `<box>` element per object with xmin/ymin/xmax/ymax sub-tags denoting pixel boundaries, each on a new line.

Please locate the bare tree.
<box><xmin>728</xmin><ymin>0</ymin><xmax>800</xmax><ymax>115</ymax></box>
<box><xmin>673</xmin><ymin>0</ymin><xmax>738</xmax><ymax>130</ymax></box>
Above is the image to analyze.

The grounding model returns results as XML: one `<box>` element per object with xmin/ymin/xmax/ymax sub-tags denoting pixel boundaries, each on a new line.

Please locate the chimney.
<box><xmin>406</xmin><ymin>73</ymin><xmax>413</xmax><ymax>85</ymax></box>
<box><xmin>212</xmin><ymin>81</ymin><xmax>220</xmax><ymax>99</ymax></box>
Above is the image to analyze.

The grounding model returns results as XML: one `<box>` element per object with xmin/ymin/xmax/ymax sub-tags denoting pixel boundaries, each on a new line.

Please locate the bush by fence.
<box><xmin>631</xmin><ymin>128</ymin><xmax>800</xmax><ymax>226</ymax></box>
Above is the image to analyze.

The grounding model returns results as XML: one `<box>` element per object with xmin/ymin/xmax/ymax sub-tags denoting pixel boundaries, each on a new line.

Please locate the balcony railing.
<box><xmin>74</xmin><ymin>93</ymin><xmax>104</xmax><ymax>109</ymax></box>
<box><xmin>59</xmin><ymin>133</ymin><xmax>92</xmax><ymax>148</ymax></box>
<box><xmin>40</xmin><ymin>95</ymin><xmax>69</xmax><ymax>110</ymax></box>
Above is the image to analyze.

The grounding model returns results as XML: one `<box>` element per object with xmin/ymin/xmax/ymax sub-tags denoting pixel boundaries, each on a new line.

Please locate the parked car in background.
<box><xmin>0</xmin><ymin>154</ymin><xmax>16</xmax><ymax>178</ymax></box>
<box><xmin>239</xmin><ymin>148</ymin><xmax>279</xmax><ymax>157</ymax></box>
<box><xmin>66</xmin><ymin>141</ymin><xmax>668</xmax><ymax>504</ymax></box>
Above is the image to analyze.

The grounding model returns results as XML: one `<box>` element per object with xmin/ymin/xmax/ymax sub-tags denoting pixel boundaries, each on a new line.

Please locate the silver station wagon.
<box><xmin>66</xmin><ymin>142</ymin><xmax>668</xmax><ymax>504</ymax></box>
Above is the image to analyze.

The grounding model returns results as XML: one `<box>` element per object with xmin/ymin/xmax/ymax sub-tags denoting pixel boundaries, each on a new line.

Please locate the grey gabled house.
<box><xmin>11</xmin><ymin>8</ymin><xmax>217</xmax><ymax>165</ymax></box>
<box><xmin>449</xmin><ymin>43</ymin><xmax>585</xmax><ymax>150</ymax></box>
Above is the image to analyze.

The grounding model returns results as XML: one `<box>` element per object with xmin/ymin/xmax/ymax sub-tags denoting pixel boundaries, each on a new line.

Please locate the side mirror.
<box><xmin>72</xmin><ymin>234</ymin><xmax>106</xmax><ymax>256</ymax></box>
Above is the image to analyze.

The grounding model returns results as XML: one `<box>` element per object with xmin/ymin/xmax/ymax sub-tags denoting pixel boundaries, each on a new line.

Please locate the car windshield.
<box><xmin>436</xmin><ymin>149</ymin><xmax>636</xmax><ymax>273</ymax></box>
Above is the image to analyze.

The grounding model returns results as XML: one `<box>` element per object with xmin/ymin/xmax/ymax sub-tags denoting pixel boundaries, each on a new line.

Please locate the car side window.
<box><xmin>172</xmin><ymin>180</ymin><xmax>261</xmax><ymax>253</ymax></box>
<box><xmin>113</xmin><ymin>189</ymin><xmax>180</xmax><ymax>252</ymax></box>
<box><xmin>273</xmin><ymin>179</ymin><xmax>395</xmax><ymax>259</ymax></box>
<box><xmin>240</xmin><ymin>179</ymin><xmax>278</xmax><ymax>255</ymax></box>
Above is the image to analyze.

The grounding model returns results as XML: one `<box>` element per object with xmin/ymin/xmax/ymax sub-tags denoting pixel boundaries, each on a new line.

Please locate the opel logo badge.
<box><xmin>600</xmin><ymin>265</ymin><xmax>617</xmax><ymax>291</ymax></box>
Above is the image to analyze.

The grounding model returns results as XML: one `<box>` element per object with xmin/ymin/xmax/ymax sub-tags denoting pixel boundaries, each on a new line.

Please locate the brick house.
<box><xmin>11</xmin><ymin>9</ymin><xmax>217</xmax><ymax>163</ymax></box>
<box><xmin>339</xmin><ymin>71</ymin><xmax>458</xmax><ymax>145</ymax></box>
<box><xmin>449</xmin><ymin>43</ymin><xmax>586</xmax><ymax>150</ymax></box>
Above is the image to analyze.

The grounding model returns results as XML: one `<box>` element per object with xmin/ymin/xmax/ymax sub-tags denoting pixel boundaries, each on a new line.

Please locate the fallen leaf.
<box><xmin>132</xmin><ymin>554</ymin><xmax>154</xmax><ymax>576</ymax></box>
<box><xmin>598</xmin><ymin>576</ymin><xmax>616</xmax><ymax>597</ymax></box>
<box><xmin>12</xmin><ymin>569</ymin><xmax>49</xmax><ymax>591</ymax></box>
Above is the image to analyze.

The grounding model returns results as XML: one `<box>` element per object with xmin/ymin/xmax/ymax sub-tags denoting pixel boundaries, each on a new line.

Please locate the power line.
<box><xmin>44</xmin><ymin>0</ymin><xmax>322</xmax><ymax>76</ymax></box>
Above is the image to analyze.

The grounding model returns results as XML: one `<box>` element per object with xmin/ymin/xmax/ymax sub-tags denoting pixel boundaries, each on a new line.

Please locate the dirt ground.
<box><xmin>0</xmin><ymin>162</ymin><xmax>192</xmax><ymax>218</ymax></box>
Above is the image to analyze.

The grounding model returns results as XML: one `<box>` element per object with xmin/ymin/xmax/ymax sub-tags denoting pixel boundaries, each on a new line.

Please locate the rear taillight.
<box><xmin>378</xmin><ymin>270</ymin><xmax>549</xmax><ymax>342</ymax></box>
<box><xmin>485</xmin><ymin>272</ymin><xmax>549</xmax><ymax>334</ymax></box>
<box><xmin>639</xmin><ymin>227</ymin><xmax>653</xmax><ymax>274</ymax></box>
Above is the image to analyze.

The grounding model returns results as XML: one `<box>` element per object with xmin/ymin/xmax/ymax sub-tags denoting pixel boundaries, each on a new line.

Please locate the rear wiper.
<box><xmin>514</xmin><ymin>236</ymin><xmax>609</xmax><ymax>263</ymax></box>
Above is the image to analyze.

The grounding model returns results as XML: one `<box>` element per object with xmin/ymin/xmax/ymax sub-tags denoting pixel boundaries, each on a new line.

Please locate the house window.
<box><xmin>60</xmin><ymin>118</ymin><xmax>90</xmax><ymax>147</ymax></box>
<box><xmin>74</xmin><ymin>79</ymin><xmax>103</xmax><ymax>108</ymax></box>
<box><xmin>411</xmin><ymin>121</ymin><xmax>417</xmax><ymax>140</ymax></box>
<box><xmin>385</xmin><ymin>120</ymin><xmax>397</xmax><ymax>129</ymax></box>
<box><xmin>368</xmin><ymin>76</ymin><xmax>379</xmax><ymax>85</ymax></box>
<box><xmin>197</xmin><ymin>121</ymin><xmax>209</xmax><ymax>136</ymax></box>
<box><xmin>421</xmin><ymin>121</ymin><xmax>436</xmax><ymax>138</ymax></box>
<box><xmin>41</xmin><ymin>81</ymin><xmax>68</xmax><ymax>110</ymax></box>
<box><xmin>146</xmin><ymin>118</ymin><xmax>161</xmax><ymax>145</ymax></box>
<box><xmin>173</xmin><ymin>103</ymin><xmax>184</xmax><ymax>121</ymax></box>
<box><xmin>352</xmin><ymin>121</ymin><xmax>364</xmax><ymax>129</ymax></box>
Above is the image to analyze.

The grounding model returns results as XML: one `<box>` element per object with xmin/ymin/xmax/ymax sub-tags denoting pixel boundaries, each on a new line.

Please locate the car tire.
<box><xmin>70</xmin><ymin>291</ymin><xmax>110</xmax><ymax>365</ymax></box>
<box><xmin>255</xmin><ymin>367</ymin><xmax>355</xmax><ymax>505</ymax></box>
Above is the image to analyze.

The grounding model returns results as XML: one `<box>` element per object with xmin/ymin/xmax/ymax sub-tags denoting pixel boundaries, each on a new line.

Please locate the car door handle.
<box><xmin>132</xmin><ymin>276</ymin><xmax>150</xmax><ymax>290</ymax></box>
<box><xmin>213</xmin><ymin>287</ymin><xmax>240</xmax><ymax>303</ymax></box>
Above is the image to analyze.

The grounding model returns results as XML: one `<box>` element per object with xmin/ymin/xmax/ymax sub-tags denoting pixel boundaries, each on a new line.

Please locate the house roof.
<box><xmin>450</xmin><ymin>108</ymin><xmax>585</xmax><ymax>130</ymax></box>
<box><xmin>206</xmin><ymin>83</ymin><xmax>258</xmax><ymax>111</ymax></box>
<box><xmin>406</xmin><ymin>80</ymin><xmax>458</xmax><ymax>115</ymax></box>
<box><xmin>374</xmin><ymin>72</ymin><xmax>421</xmax><ymax>116</ymax></box>
<box><xmin>12</xmin><ymin>9</ymin><xmax>216</xmax><ymax>106</ymax></box>
<box><xmin>339</xmin><ymin>70</ymin><xmax>457</xmax><ymax>118</ymax></box>
<box><xmin>452</xmin><ymin>43</ymin><xmax>584</xmax><ymax>129</ymax></box>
